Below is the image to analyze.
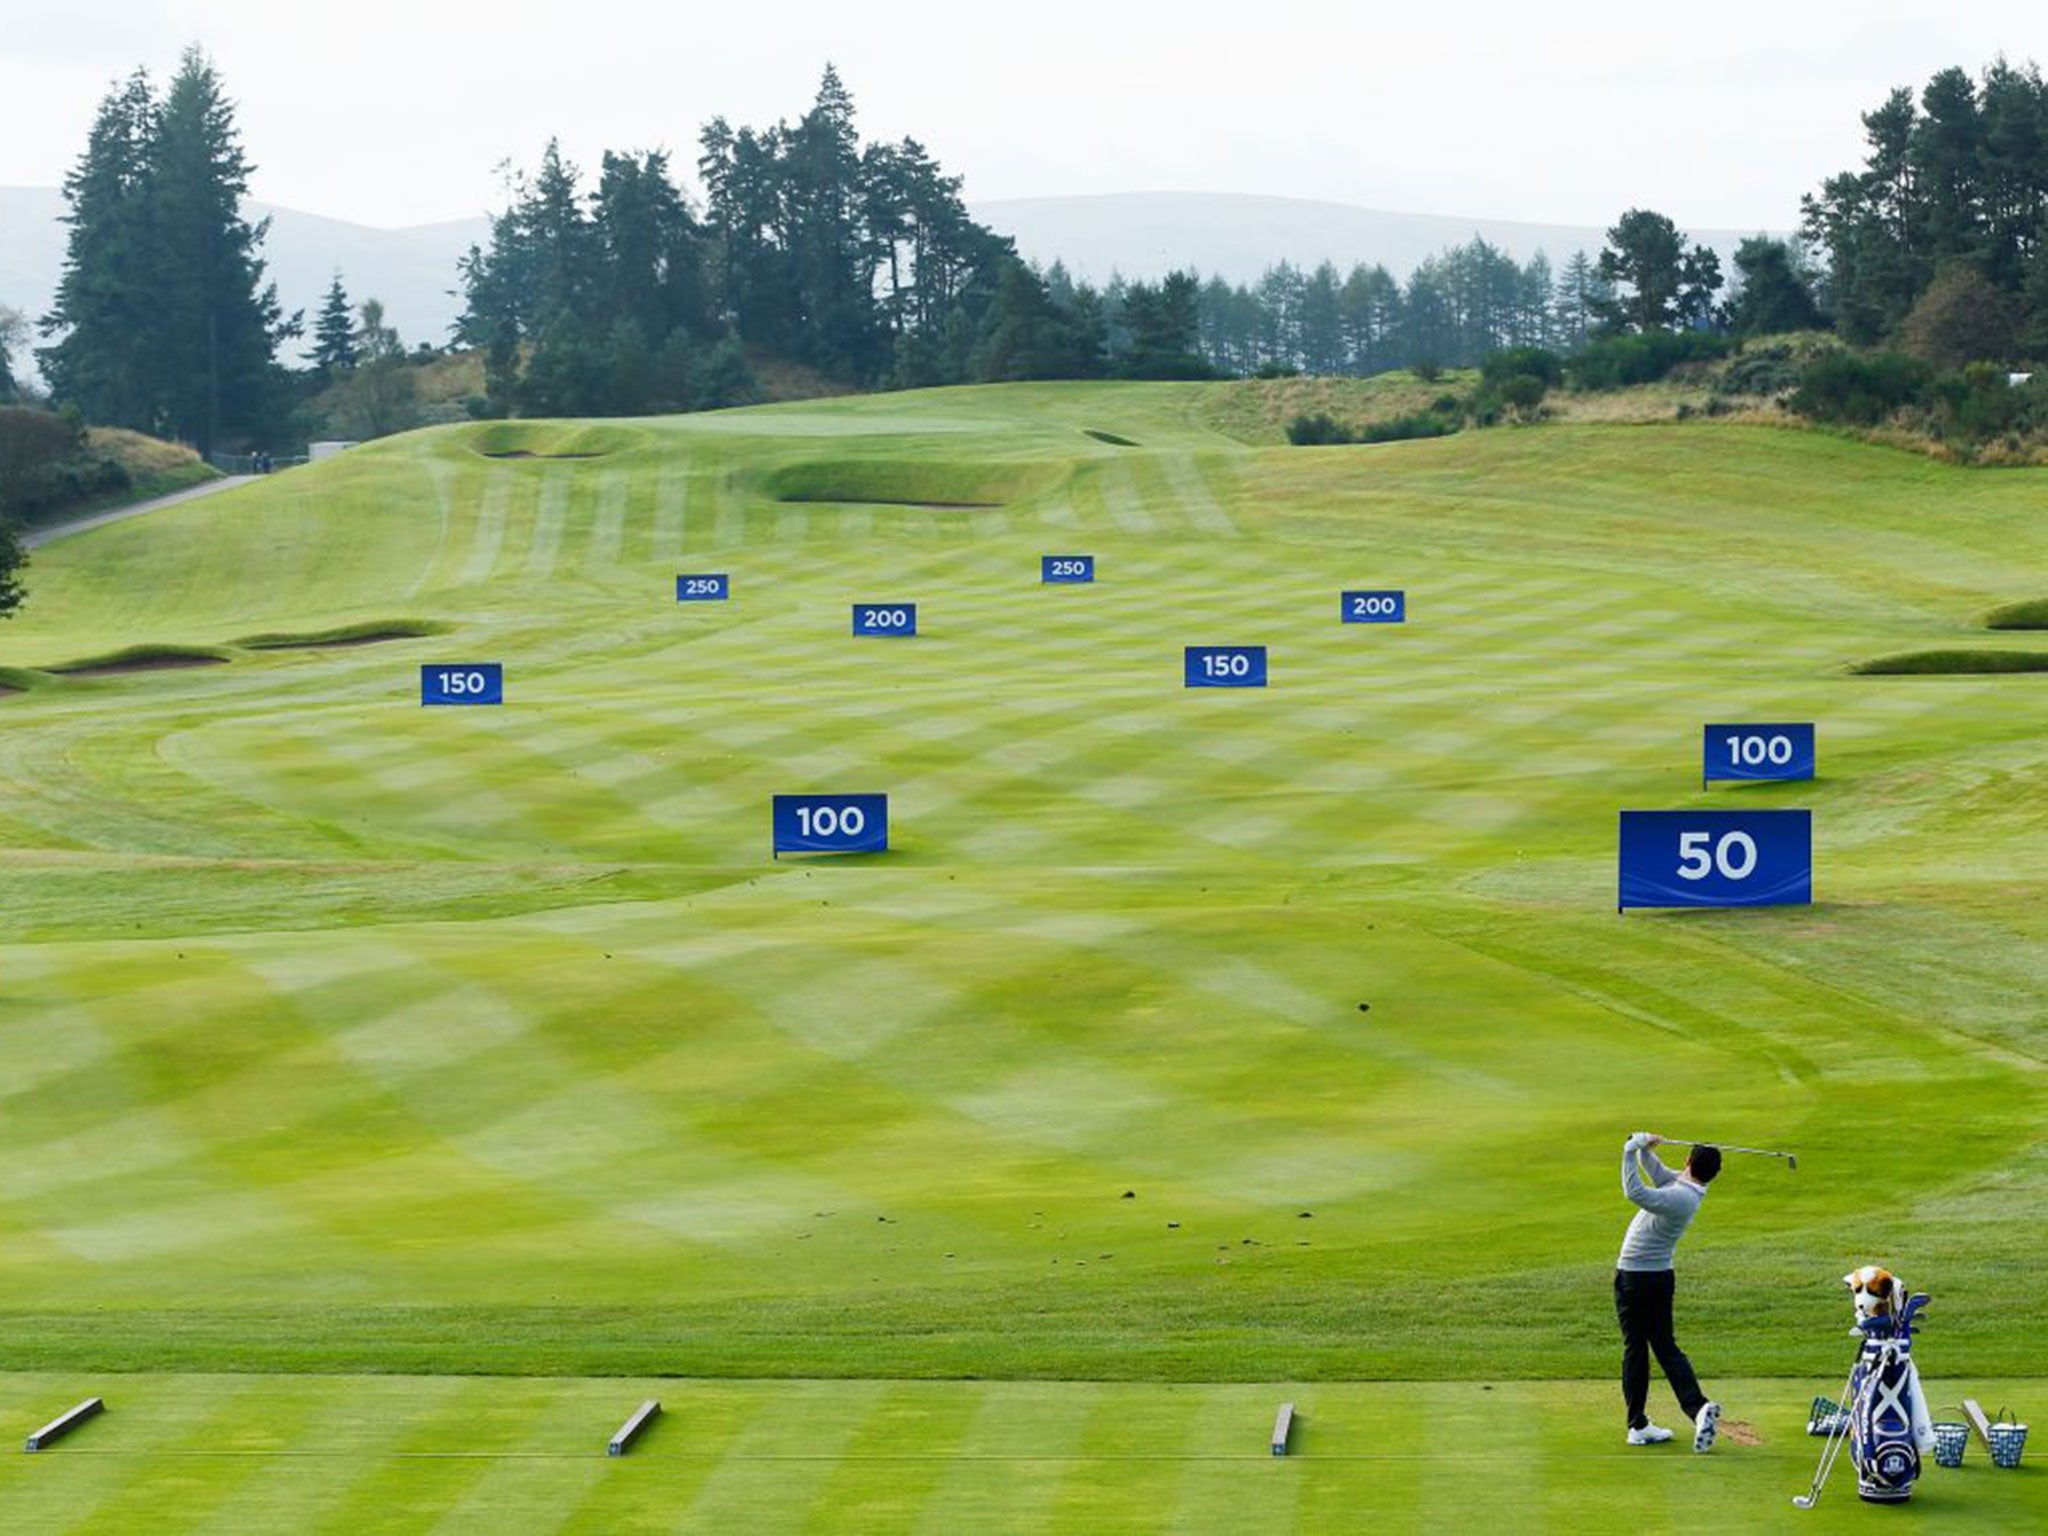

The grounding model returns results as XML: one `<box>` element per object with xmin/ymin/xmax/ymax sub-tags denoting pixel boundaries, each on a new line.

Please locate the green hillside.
<box><xmin>1</xmin><ymin>385</ymin><xmax>2043</xmax><ymax>1529</ymax></box>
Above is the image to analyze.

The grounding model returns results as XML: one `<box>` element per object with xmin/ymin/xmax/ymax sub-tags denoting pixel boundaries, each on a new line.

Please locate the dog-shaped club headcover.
<box><xmin>1845</xmin><ymin>1265</ymin><xmax>1906</xmax><ymax>1337</ymax></box>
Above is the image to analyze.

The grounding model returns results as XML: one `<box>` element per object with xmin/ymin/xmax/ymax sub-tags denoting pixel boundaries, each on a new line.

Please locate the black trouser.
<box><xmin>1614</xmin><ymin>1268</ymin><xmax>1707</xmax><ymax>1428</ymax></box>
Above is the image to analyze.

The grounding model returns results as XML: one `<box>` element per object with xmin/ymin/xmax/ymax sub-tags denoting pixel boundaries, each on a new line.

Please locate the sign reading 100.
<box><xmin>421</xmin><ymin>663</ymin><xmax>503</xmax><ymax>706</ymax></box>
<box><xmin>773</xmin><ymin>794</ymin><xmax>889</xmax><ymax>857</ymax></box>
<box><xmin>1617</xmin><ymin>809</ymin><xmax>1811</xmax><ymax>911</ymax></box>
<box><xmin>1703</xmin><ymin>722</ymin><xmax>1814</xmax><ymax>784</ymax></box>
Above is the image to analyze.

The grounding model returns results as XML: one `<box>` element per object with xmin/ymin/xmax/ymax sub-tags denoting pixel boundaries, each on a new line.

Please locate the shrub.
<box><xmin>1786</xmin><ymin>351</ymin><xmax>1933</xmax><ymax>426</ymax></box>
<box><xmin>1899</xmin><ymin>264</ymin><xmax>2022</xmax><ymax>370</ymax></box>
<box><xmin>1285</xmin><ymin>409</ymin><xmax>1461</xmax><ymax>446</ymax></box>
<box><xmin>1253</xmin><ymin>362</ymin><xmax>1301</xmax><ymax>379</ymax></box>
<box><xmin>0</xmin><ymin>405</ymin><xmax>131</xmax><ymax>523</ymax></box>
<box><xmin>1481</xmin><ymin>347</ymin><xmax>1563</xmax><ymax>389</ymax></box>
<box><xmin>1568</xmin><ymin>330</ymin><xmax>1733</xmax><ymax>390</ymax></box>
<box><xmin>1716</xmin><ymin>347</ymin><xmax>1802</xmax><ymax>397</ymax></box>
<box><xmin>1285</xmin><ymin>413</ymin><xmax>1352</xmax><ymax>445</ymax></box>
<box><xmin>1412</xmin><ymin>358</ymin><xmax>1443</xmax><ymax>383</ymax></box>
<box><xmin>1357</xmin><ymin>412</ymin><xmax>1458</xmax><ymax>443</ymax></box>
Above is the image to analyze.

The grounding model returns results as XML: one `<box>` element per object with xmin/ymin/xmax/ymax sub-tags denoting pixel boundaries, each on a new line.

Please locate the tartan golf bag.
<box><xmin>1846</xmin><ymin>1294</ymin><xmax>1934</xmax><ymax>1504</ymax></box>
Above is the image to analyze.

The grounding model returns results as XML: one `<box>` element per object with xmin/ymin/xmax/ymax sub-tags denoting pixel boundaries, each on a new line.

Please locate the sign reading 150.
<box><xmin>421</xmin><ymin>664</ymin><xmax>503</xmax><ymax>706</ymax></box>
<box><xmin>1184</xmin><ymin>646</ymin><xmax>1267</xmax><ymax>687</ymax></box>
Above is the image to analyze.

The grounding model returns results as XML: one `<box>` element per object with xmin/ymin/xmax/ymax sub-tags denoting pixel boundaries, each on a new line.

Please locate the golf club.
<box><xmin>1654</xmin><ymin>1135</ymin><xmax>1797</xmax><ymax>1171</ymax></box>
<box><xmin>1791</xmin><ymin>1364</ymin><xmax>1864</xmax><ymax>1509</ymax></box>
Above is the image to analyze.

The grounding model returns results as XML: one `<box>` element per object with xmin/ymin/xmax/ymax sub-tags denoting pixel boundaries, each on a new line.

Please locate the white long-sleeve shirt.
<box><xmin>1617</xmin><ymin>1143</ymin><xmax>1706</xmax><ymax>1271</ymax></box>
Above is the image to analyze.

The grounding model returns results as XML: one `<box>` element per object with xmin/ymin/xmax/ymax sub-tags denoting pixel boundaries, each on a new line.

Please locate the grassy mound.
<box><xmin>465</xmin><ymin>420</ymin><xmax>648</xmax><ymax>459</ymax></box>
<box><xmin>233</xmin><ymin>619</ymin><xmax>450</xmax><ymax>650</ymax></box>
<box><xmin>43</xmin><ymin>641</ymin><xmax>232</xmax><ymax>675</ymax></box>
<box><xmin>765</xmin><ymin>456</ymin><xmax>1058</xmax><ymax>506</ymax></box>
<box><xmin>1983</xmin><ymin>596</ymin><xmax>2048</xmax><ymax>629</ymax></box>
<box><xmin>1851</xmin><ymin>648</ymin><xmax>2048</xmax><ymax>674</ymax></box>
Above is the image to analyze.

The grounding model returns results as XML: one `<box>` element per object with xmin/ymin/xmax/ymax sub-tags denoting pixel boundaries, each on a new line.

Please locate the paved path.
<box><xmin>23</xmin><ymin>475</ymin><xmax>256</xmax><ymax>549</ymax></box>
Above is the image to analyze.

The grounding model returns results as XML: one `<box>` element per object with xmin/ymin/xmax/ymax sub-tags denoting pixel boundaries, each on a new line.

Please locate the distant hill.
<box><xmin>3</xmin><ymin>186</ymin><xmax>1782</xmax><ymax>377</ymax></box>
<box><xmin>969</xmin><ymin>191</ymin><xmax>1778</xmax><ymax>285</ymax></box>
<box><xmin>0</xmin><ymin>186</ymin><xmax>487</xmax><ymax>362</ymax></box>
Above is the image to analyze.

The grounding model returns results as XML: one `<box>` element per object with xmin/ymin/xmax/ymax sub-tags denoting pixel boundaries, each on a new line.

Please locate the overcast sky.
<box><xmin>5</xmin><ymin>2</ymin><xmax>2040</xmax><ymax>230</ymax></box>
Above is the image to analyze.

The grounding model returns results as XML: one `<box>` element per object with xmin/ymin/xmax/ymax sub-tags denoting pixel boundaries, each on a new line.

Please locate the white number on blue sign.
<box><xmin>1677</xmin><ymin>830</ymin><xmax>1758</xmax><ymax>881</ymax></box>
<box><xmin>1727</xmin><ymin>734</ymin><xmax>1793</xmax><ymax>767</ymax></box>
<box><xmin>797</xmin><ymin>804</ymin><xmax>867</xmax><ymax>838</ymax></box>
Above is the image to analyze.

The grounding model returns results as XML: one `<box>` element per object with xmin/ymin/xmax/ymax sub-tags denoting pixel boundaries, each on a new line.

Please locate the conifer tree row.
<box><xmin>39</xmin><ymin>48</ymin><xmax>292</xmax><ymax>454</ymax></box>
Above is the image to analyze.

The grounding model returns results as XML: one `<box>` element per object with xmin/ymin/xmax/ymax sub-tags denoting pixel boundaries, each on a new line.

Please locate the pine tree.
<box><xmin>144</xmin><ymin>46</ymin><xmax>289</xmax><ymax>452</ymax></box>
<box><xmin>312</xmin><ymin>273</ymin><xmax>358</xmax><ymax>375</ymax></box>
<box><xmin>38</xmin><ymin>69</ymin><xmax>159</xmax><ymax>428</ymax></box>
<box><xmin>1594</xmin><ymin>210</ymin><xmax>1687</xmax><ymax>332</ymax></box>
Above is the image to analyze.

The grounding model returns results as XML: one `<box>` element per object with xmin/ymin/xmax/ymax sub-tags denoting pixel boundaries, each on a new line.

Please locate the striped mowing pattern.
<box><xmin>1</xmin><ymin>388</ymin><xmax>2046</xmax><ymax>1417</ymax></box>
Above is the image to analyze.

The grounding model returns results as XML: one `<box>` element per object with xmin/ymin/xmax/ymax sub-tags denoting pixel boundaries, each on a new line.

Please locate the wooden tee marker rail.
<box><xmin>608</xmin><ymin>1399</ymin><xmax>661</xmax><ymax>1456</ymax></box>
<box><xmin>25</xmin><ymin>1398</ymin><xmax>103</xmax><ymax>1452</ymax></box>
<box><xmin>1962</xmin><ymin>1398</ymin><xmax>1994</xmax><ymax>1447</ymax></box>
<box><xmin>1271</xmin><ymin>1401</ymin><xmax>1296</xmax><ymax>1456</ymax></box>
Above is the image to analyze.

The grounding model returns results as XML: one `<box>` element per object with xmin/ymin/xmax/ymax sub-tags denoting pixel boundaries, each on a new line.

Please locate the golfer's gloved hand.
<box><xmin>1625</xmin><ymin>1132</ymin><xmax>1650</xmax><ymax>1152</ymax></box>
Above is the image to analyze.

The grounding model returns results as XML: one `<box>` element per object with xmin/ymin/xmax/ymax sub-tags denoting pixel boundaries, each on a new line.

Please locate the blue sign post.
<box><xmin>1341</xmin><ymin>590</ymin><xmax>1406</xmax><ymax>623</ymax></box>
<box><xmin>1618</xmin><ymin>809</ymin><xmax>1811</xmax><ymax>912</ymax></box>
<box><xmin>676</xmin><ymin>574</ymin><xmax>731</xmax><ymax>601</ymax></box>
<box><xmin>421</xmin><ymin>664</ymin><xmax>504</xmax><ymax>706</ymax></box>
<box><xmin>853</xmin><ymin>604</ymin><xmax>917</xmax><ymax>637</ymax></box>
<box><xmin>772</xmin><ymin>794</ymin><xmax>889</xmax><ymax>858</ymax></box>
<box><xmin>1184</xmin><ymin>646</ymin><xmax>1268</xmax><ymax>687</ymax></box>
<box><xmin>1703</xmin><ymin>723</ymin><xmax>1815</xmax><ymax>787</ymax></box>
<box><xmin>1041</xmin><ymin>555</ymin><xmax>1095</xmax><ymax>584</ymax></box>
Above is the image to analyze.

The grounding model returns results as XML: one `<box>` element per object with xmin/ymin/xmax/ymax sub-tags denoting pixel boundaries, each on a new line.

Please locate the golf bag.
<box><xmin>1845</xmin><ymin>1295</ymin><xmax>1934</xmax><ymax>1504</ymax></box>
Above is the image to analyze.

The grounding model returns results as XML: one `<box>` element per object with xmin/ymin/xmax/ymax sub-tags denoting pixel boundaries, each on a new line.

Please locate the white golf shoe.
<box><xmin>1693</xmin><ymin>1400</ymin><xmax>1721</xmax><ymax>1453</ymax></box>
<box><xmin>1626</xmin><ymin>1423</ymin><xmax>1675</xmax><ymax>1445</ymax></box>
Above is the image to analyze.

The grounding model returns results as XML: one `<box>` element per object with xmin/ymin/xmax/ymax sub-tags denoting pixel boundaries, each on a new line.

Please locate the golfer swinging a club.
<box><xmin>1616</xmin><ymin>1132</ymin><xmax>1722</xmax><ymax>1451</ymax></box>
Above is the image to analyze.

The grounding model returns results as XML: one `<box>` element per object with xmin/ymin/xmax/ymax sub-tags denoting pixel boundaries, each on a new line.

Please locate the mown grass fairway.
<box><xmin>1</xmin><ymin>384</ymin><xmax>2044</xmax><ymax>1529</ymax></box>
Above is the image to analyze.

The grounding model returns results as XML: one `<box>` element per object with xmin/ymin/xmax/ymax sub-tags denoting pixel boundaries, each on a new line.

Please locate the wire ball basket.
<box><xmin>1931</xmin><ymin>1422</ymin><xmax>1969</xmax><ymax>1468</ymax></box>
<box><xmin>1988</xmin><ymin>1422</ymin><xmax>2028</xmax><ymax>1470</ymax></box>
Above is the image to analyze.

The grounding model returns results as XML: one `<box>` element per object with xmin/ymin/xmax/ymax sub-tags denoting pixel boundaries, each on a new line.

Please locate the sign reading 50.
<box><xmin>1618</xmin><ymin>809</ymin><xmax>1811</xmax><ymax>911</ymax></box>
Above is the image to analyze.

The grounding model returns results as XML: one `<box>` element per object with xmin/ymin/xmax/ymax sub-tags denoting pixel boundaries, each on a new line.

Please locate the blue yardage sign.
<box><xmin>676</xmin><ymin>573</ymin><xmax>730</xmax><ymax>601</ymax></box>
<box><xmin>853</xmin><ymin>603</ymin><xmax>917</xmax><ymax>636</ymax></box>
<box><xmin>1185</xmin><ymin>646</ymin><xmax>1267</xmax><ymax>687</ymax></box>
<box><xmin>773</xmin><ymin>794</ymin><xmax>888</xmax><ymax>857</ymax></box>
<box><xmin>1618</xmin><ymin>809</ymin><xmax>1811</xmax><ymax>911</ymax></box>
<box><xmin>421</xmin><ymin>663</ymin><xmax>503</xmax><ymax>705</ymax></box>
<box><xmin>1042</xmin><ymin>555</ymin><xmax>1095</xmax><ymax>584</ymax></box>
<box><xmin>1703</xmin><ymin>722</ymin><xmax>1815</xmax><ymax>785</ymax></box>
<box><xmin>1341</xmin><ymin>590</ymin><xmax>1406</xmax><ymax>623</ymax></box>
